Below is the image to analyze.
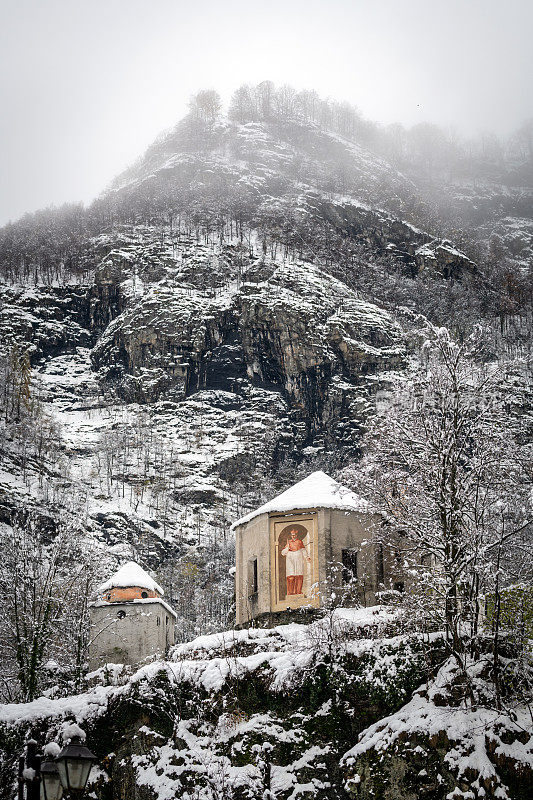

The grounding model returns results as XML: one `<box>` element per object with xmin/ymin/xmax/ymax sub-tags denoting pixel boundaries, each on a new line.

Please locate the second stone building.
<box><xmin>88</xmin><ymin>561</ymin><xmax>176</xmax><ymax>670</ymax></box>
<box><xmin>233</xmin><ymin>471</ymin><xmax>403</xmax><ymax>626</ymax></box>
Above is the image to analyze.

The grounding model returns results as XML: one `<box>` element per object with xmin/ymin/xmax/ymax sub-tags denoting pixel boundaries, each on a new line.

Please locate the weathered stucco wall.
<box><xmin>235</xmin><ymin>507</ymin><xmax>390</xmax><ymax>625</ymax></box>
<box><xmin>89</xmin><ymin>600</ymin><xmax>175</xmax><ymax>670</ymax></box>
<box><xmin>235</xmin><ymin>513</ymin><xmax>271</xmax><ymax>625</ymax></box>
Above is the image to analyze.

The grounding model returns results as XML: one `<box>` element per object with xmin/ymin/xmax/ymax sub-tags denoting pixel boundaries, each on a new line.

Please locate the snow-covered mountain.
<box><xmin>0</xmin><ymin>103</ymin><xmax>530</xmax><ymax>644</ymax></box>
<box><xmin>0</xmin><ymin>87</ymin><xmax>532</xmax><ymax>800</ymax></box>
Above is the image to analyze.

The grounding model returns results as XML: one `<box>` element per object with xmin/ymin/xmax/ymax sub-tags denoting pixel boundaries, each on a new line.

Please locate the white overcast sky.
<box><xmin>0</xmin><ymin>0</ymin><xmax>532</xmax><ymax>224</ymax></box>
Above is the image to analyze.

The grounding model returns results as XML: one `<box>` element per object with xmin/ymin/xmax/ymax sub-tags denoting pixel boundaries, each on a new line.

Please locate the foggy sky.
<box><xmin>1</xmin><ymin>0</ymin><xmax>532</xmax><ymax>225</ymax></box>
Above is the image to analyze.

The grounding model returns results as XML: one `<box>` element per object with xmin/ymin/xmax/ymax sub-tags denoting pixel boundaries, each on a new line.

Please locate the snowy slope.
<box><xmin>1</xmin><ymin>609</ymin><xmax>531</xmax><ymax>800</ymax></box>
<box><xmin>109</xmin><ymin>117</ymin><xmax>415</xmax><ymax>212</ymax></box>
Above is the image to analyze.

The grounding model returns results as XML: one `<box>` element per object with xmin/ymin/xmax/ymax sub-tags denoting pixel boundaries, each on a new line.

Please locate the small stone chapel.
<box><xmin>88</xmin><ymin>561</ymin><xmax>176</xmax><ymax>670</ymax></box>
<box><xmin>233</xmin><ymin>471</ymin><xmax>403</xmax><ymax>626</ymax></box>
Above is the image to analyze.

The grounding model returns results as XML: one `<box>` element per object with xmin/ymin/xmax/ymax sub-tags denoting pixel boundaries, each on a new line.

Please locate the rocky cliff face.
<box><xmin>0</xmin><ymin>221</ymin><xmax>404</xmax><ymax>645</ymax></box>
<box><xmin>90</xmin><ymin>232</ymin><xmax>404</xmax><ymax>439</ymax></box>
<box><xmin>316</xmin><ymin>198</ymin><xmax>476</xmax><ymax>279</ymax></box>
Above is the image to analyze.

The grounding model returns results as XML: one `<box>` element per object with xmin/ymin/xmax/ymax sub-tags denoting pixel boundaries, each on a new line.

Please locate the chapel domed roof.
<box><xmin>96</xmin><ymin>561</ymin><xmax>164</xmax><ymax>595</ymax></box>
<box><xmin>232</xmin><ymin>471</ymin><xmax>370</xmax><ymax>529</ymax></box>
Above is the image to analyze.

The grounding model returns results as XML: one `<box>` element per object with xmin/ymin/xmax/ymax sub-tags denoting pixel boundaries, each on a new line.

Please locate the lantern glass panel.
<box><xmin>40</xmin><ymin>772</ymin><xmax>63</xmax><ymax>800</ymax></box>
<box><xmin>55</xmin><ymin>761</ymin><xmax>68</xmax><ymax>790</ymax></box>
<box><xmin>67</xmin><ymin>758</ymin><xmax>92</xmax><ymax>790</ymax></box>
<box><xmin>80</xmin><ymin>760</ymin><xmax>93</xmax><ymax>788</ymax></box>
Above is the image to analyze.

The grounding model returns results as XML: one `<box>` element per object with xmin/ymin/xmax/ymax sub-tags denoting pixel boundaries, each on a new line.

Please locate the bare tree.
<box><xmin>0</xmin><ymin>514</ymin><xmax>98</xmax><ymax>701</ymax></box>
<box><xmin>189</xmin><ymin>90</ymin><xmax>222</xmax><ymax>124</ymax></box>
<box><xmin>353</xmin><ymin>322</ymin><xmax>533</xmax><ymax>701</ymax></box>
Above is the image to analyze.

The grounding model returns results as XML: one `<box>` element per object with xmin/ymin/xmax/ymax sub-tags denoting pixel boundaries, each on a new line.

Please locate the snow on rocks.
<box><xmin>341</xmin><ymin>657</ymin><xmax>533</xmax><ymax>800</ymax></box>
<box><xmin>0</xmin><ymin>606</ymin><xmax>402</xmax><ymax>728</ymax></box>
<box><xmin>4</xmin><ymin>608</ymin><xmax>529</xmax><ymax>800</ymax></box>
<box><xmin>0</xmin><ymin>683</ymin><xmax>121</xmax><ymax>726</ymax></box>
<box><xmin>168</xmin><ymin>606</ymin><xmax>408</xmax><ymax>692</ymax></box>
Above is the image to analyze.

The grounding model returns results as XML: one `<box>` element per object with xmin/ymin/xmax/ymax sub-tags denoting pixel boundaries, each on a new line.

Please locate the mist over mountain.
<box><xmin>0</xmin><ymin>77</ymin><xmax>532</xmax><ymax>800</ymax></box>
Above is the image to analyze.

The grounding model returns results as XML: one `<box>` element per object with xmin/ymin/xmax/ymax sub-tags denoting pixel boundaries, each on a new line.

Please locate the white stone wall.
<box><xmin>235</xmin><ymin>513</ymin><xmax>271</xmax><ymax>625</ymax></box>
<box><xmin>89</xmin><ymin>600</ymin><xmax>175</xmax><ymax>670</ymax></box>
<box><xmin>328</xmin><ymin>509</ymin><xmax>384</xmax><ymax>600</ymax></box>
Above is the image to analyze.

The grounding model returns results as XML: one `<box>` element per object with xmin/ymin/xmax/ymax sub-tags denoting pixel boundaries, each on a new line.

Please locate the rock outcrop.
<box><xmin>1</xmin><ymin>610</ymin><xmax>530</xmax><ymax>800</ymax></box>
<box><xmin>90</xmin><ymin>241</ymin><xmax>404</xmax><ymax>444</ymax></box>
<box><xmin>318</xmin><ymin>198</ymin><xmax>476</xmax><ymax>279</ymax></box>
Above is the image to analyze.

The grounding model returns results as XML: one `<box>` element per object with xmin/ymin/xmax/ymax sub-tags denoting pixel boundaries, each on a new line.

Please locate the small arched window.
<box><xmin>157</xmin><ymin>616</ymin><xmax>161</xmax><ymax>626</ymax></box>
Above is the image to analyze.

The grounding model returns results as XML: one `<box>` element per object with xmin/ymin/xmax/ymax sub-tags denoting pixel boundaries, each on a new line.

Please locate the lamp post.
<box><xmin>18</xmin><ymin>739</ymin><xmax>41</xmax><ymax>800</ymax></box>
<box><xmin>18</xmin><ymin>736</ymin><xmax>96</xmax><ymax>800</ymax></box>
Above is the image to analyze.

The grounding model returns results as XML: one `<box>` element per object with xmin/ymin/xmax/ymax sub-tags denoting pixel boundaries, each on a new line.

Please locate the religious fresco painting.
<box><xmin>271</xmin><ymin>516</ymin><xmax>319</xmax><ymax>610</ymax></box>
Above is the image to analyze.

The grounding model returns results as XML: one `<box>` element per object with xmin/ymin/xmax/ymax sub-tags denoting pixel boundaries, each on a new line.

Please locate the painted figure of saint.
<box><xmin>281</xmin><ymin>528</ymin><xmax>311</xmax><ymax>596</ymax></box>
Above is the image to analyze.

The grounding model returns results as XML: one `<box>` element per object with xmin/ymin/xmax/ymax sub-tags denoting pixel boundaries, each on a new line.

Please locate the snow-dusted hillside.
<box><xmin>0</xmin><ymin>218</ymin><xmax>405</xmax><ymax>646</ymax></box>
<box><xmin>106</xmin><ymin>115</ymin><xmax>476</xmax><ymax>281</ymax></box>
<box><xmin>109</xmin><ymin>116</ymin><xmax>415</xmax><ymax>210</ymax></box>
<box><xmin>0</xmin><ymin>94</ymin><xmax>531</xmax><ymax>695</ymax></box>
<box><xmin>1</xmin><ymin>608</ymin><xmax>531</xmax><ymax>800</ymax></box>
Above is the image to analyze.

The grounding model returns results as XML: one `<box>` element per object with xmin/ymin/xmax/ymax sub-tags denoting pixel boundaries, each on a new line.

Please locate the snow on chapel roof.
<box><xmin>232</xmin><ymin>471</ymin><xmax>370</xmax><ymax>529</ymax></box>
<box><xmin>96</xmin><ymin>561</ymin><xmax>164</xmax><ymax>595</ymax></box>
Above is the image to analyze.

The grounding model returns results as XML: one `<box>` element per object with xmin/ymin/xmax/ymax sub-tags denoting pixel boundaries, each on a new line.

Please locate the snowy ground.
<box><xmin>0</xmin><ymin>606</ymin><xmax>411</xmax><ymax>724</ymax></box>
<box><xmin>2</xmin><ymin>607</ymin><xmax>531</xmax><ymax>800</ymax></box>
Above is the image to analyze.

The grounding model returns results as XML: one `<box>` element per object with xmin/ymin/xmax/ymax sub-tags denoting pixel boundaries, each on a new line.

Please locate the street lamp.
<box><xmin>40</xmin><ymin>761</ymin><xmax>63</xmax><ymax>800</ymax></box>
<box><xmin>19</xmin><ymin>736</ymin><xmax>96</xmax><ymax>800</ymax></box>
<box><xmin>55</xmin><ymin>736</ymin><xmax>96</xmax><ymax>796</ymax></box>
